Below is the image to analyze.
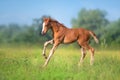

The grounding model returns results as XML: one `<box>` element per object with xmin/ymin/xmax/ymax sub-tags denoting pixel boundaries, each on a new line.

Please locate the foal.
<box><xmin>41</xmin><ymin>17</ymin><xmax>99</xmax><ymax>67</ymax></box>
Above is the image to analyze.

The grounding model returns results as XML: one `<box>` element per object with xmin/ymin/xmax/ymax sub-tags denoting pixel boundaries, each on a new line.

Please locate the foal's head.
<box><xmin>41</xmin><ymin>18</ymin><xmax>52</xmax><ymax>35</ymax></box>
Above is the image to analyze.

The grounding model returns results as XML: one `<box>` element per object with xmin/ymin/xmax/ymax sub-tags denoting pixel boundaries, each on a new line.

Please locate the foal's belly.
<box><xmin>63</xmin><ymin>34</ymin><xmax>78</xmax><ymax>44</ymax></box>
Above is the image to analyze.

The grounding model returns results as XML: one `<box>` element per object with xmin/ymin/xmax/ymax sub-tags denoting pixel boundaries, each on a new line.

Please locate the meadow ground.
<box><xmin>0</xmin><ymin>45</ymin><xmax>120</xmax><ymax>80</ymax></box>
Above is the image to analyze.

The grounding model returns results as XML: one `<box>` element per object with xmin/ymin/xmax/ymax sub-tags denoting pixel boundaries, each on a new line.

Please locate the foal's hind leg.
<box><xmin>42</xmin><ymin>39</ymin><xmax>53</xmax><ymax>59</ymax></box>
<box><xmin>77</xmin><ymin>40</ymin><xmax>95</xmax><ymax>65</ymax></box>
<box><xmin>89</xmin><ymin>47</ymin><xmax>95</xmax><ymax>65</ymax></box>
<box><xmin>78</xmin><ymin>48</ymin><xmax>86</xmax><ymax>66</ymax></box>
<box><xmin>82</xmin><ymin>43</ymin><xmax>95</xmax><ymax>65</ymax></box>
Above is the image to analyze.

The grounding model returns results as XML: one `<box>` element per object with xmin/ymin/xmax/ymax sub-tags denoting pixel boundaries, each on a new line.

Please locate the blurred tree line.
<box><xmin>0</xmin><ymin>8</ymin><xmax>119</xmax><ymax>47</ymax></box>
<box><xmin>0</xmin><ymin>16</ymin><xmax>52</xmax><ymax>44</ymax></box>
<box><xmin>72</xmin><ymin>8</ymin><xmax>120</xmax><ymax>47</ymax></box>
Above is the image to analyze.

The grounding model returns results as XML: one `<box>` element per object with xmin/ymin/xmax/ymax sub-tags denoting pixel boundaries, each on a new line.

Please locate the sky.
<box><xmin>0</xmin><ymin>0</ymin><xmax>120</xmax><ymax>27</ymax></box>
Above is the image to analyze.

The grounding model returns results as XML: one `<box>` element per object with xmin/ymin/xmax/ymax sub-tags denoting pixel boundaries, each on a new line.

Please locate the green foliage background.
<box><xmin>0</xmin><ymin>8</ymin><xmax>120</xmax><ymax>48</ymax></box>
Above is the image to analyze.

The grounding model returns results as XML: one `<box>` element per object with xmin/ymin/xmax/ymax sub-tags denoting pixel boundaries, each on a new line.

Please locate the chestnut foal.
<box><xmin>41</xmin><ymin>18</ymin><xmax>99</xmax><ymax>67</ymax></box>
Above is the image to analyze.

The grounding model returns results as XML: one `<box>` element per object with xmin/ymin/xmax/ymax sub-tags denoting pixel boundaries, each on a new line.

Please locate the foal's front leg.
<box><xmin>43</xmin><ymin>42</ymin><xmax>59</xmax><ymax>67</ymax></box>
<box><xmin>42</xmin><ymin>39</ymin><xmax>54</xmax><ymax>59</ymax></box>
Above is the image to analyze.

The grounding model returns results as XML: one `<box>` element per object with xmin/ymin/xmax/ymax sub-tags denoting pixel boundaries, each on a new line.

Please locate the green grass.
<box><xmin>0</xmin><ymin>45</ymin><xmax>120</xmax><ymax>80</ymax></box>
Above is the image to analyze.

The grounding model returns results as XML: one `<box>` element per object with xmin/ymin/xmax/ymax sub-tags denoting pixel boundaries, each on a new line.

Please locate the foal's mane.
<box><xmin>50</xmin><ymin>18</ymin><xmax>67</xmax><ymax>28</ymax></box>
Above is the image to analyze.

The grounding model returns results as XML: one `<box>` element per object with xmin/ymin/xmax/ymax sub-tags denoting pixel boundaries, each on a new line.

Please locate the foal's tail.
<box><xmin>89</xmin><ymin>31</ymin><xmax>99</xmax><ymax>44</ymax></box>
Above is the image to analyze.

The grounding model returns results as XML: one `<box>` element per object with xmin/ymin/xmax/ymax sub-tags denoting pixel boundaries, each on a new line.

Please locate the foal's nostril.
<box><xmin>41</xmin><ymin>32</ymin><xmax>43</xmax><ymax>35</ymax></box>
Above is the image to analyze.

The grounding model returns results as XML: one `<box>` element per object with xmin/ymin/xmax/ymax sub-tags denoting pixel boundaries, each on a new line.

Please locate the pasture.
<box><xmin>0</xmin><ymin>45</ymin><xmax>120</xmax><ymax>80</ymax></box>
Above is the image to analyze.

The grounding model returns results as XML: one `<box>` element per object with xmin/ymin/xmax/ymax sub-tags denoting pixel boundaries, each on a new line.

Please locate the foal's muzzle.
<box><xmin>41</xmin><ymin>31</ymin><xmax>45</xmax><ymax>35</ymax></box>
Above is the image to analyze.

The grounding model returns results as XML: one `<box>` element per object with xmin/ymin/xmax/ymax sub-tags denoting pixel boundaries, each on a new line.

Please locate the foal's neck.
<box><xmin>51</xmin><ymin>22</ymin><xmax>68</xmax><ymax>33</ymax></box>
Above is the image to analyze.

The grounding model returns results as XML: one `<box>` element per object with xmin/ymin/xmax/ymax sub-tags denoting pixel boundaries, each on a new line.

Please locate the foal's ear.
<box><xmin>43</xmin><ymin>17</ymin><xmax>47</xmax><ymax>21</ymax></box>
<box><xmin>43</xmin><ymin>17</ymin><xmax>50</xmax><ymax>22</ymax></box>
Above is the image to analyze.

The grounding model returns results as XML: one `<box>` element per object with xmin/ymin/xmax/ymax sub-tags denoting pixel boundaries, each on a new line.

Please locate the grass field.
<box><xmin>0</xmin><ymin>45</ymin><xmax>120</xmax><ymax>80</ymax></box>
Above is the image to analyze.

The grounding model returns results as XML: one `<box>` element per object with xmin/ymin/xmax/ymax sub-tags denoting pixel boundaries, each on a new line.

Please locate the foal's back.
<box><xmin>63</xmin><ymin>28</ymin><xmax>90</xmax><ymax>44</ymax></box>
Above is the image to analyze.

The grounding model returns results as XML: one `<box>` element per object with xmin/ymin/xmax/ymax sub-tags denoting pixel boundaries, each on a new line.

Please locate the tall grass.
<box><xmin>0</xmin><ymin>45</ymin><xmax>120</xmax><ymax>80</ymax></box>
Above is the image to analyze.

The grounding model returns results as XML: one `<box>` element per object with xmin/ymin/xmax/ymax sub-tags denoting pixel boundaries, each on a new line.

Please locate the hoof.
<box><xmin>42</xmin><ymin>54</ymin><xmax>47</xmax><ymax>59</ymax></box>
<box><xmin>45</xmin><ymin>56</ymin><xmax>47</xmax><ymax>59</ymax></box>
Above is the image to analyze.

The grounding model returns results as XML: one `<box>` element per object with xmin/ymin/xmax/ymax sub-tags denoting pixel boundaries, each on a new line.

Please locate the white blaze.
<box><xmin>42</xmin><ymin>22</ymin><xmax>45</xmax><ymax>32</ymax></box>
